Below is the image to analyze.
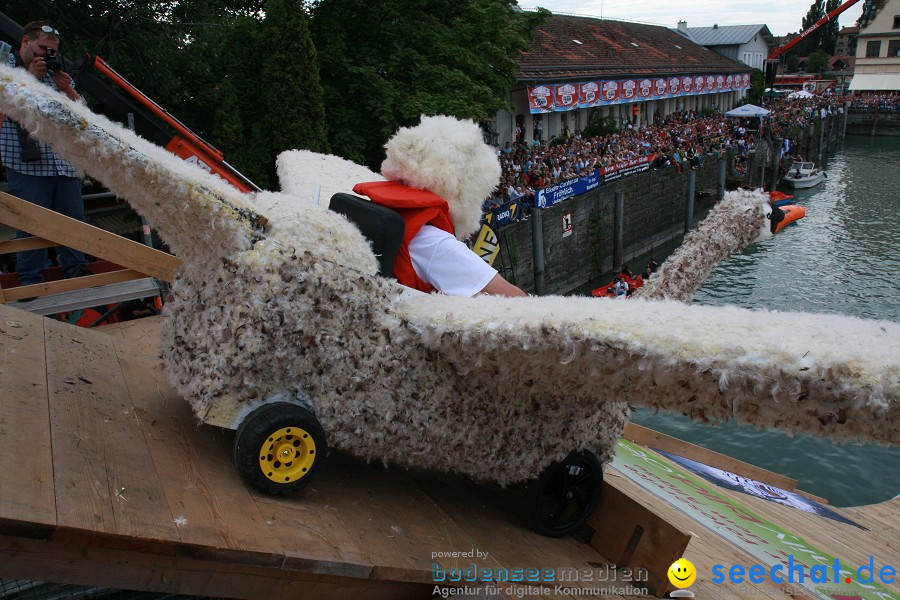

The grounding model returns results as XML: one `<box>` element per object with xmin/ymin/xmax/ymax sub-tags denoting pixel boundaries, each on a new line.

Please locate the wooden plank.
<box><xmin>587</xmin><ymin>479</ymin><xmax>692</xmax><ymax>597</ymax></box>
<box><xmin>0</xmin><ymin>305</ymin><xmax>56</xmax><ymax>535</ymax></box>
<box><xmin>310</xmin><ymin>453</ymin><xmax>480</xmax><ymax>585</ymax></box>
<box><xmin>415</xmin><ymin>473</ymin><xmax>617</xmax><ymax>600</ymax></box>
<box><xmin>43</xmin><ymin>317</ymin><xmax>179</xmax><ymax>544</ymax></box>
<box><xmin>8</xmin><ymin>278</ymin><xmax>160</xmax><ymax>316</ymax></box>
<box><xmin>0</xmin><ymin>534</ymin><xmax>431</xmax><ymax>600</ymax></box>
<box><xmin>0</xmin><ymin>236</ymin><xmax>56</xmax><ymax>253</ymax></box>
<box><xmin>623</xmin><ymin>423</ymin><xmax>798</xmax><ymax>491</ymax></box>
<box><xmin>604</xmin><ymin>469</ymin><xmax>810</xmax><ymax>600</ymax></box>
<box><xmin>0</xmin><ymin>191</ymin><xmax>181</xmax><ymax>282</ymax></box>
<box><xmin>4</xmin><ymin>269</ymin><xmax>146</xmax><ymax>302</ymax></box>
<box><xmin>103</xmin><ymin>316</ymin><xmax>285</xmax><ymax>568</ymax></box>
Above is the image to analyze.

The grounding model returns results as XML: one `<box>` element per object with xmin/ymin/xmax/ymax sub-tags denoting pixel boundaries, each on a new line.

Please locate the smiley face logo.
<box><xmin>668</xmin><ymin>558</ymin><xmax>697</xmax><ymax>588</ymax></box>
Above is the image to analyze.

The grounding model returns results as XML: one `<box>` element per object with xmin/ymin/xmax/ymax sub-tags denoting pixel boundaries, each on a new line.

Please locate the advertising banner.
<box><xmin>533</xmin><ymin>155</ymin><xmax>654</xmax><ymax>209</ymax></box>
<box><xmin>528</xmin><ymin>85</ymin><xmax>553</xmax><ymax>113</ymax></box>
<box><xmin>527</xmin><ymin>72</ymin><xmax>750</xmax><ymax>113</ymax></box>
<box><xmin>488</xmin><ymin>202</ymin><xmax>519</xmax><ymax>227</ymax></box>
<box><xmin>598</xmin><ymin>154</ymin><xmax>655</xmax><ymax>185</ymax></box>
<box><xmin>611</xmin><ymin>440</ymin><xmax>899</xmax><ymax>600</ymax></box>
<box><xmin>534</xmin><ymin>171</ymin><xmax>600</xmax><ymax>209</ymax></box>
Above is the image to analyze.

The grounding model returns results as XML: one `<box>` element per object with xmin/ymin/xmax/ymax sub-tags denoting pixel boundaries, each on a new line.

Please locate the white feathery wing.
<box><xmin>0</xmin><ymin>65</ymin><xmax>263</xmax><ymax>267</ymax></box>
<box><xmin>397</xmin><ymin>291</ymin><xmax>899</xmax><ymax>447</ymax></box>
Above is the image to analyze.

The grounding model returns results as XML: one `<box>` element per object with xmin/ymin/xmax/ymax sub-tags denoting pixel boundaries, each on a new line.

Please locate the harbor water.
<box><xmin>629</xmin><ymin>135</ymin><xmax>900</xmax><ymax>507</ymax></box>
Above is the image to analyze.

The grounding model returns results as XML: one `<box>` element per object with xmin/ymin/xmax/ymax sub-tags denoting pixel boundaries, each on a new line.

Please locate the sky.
<box><xmin>517</xmin><ymin>0</ymin><xmax>865</xmax><ymax>37</ymax></box>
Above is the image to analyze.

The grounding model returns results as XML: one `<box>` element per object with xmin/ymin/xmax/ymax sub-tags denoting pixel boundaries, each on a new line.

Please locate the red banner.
<box><xmin>529</xmin><ymin>85</ymin><xmax>553</xmax><ymax>112</ymax></box>
<box><xmin>580</xmin><ymin>81</ymin><xmax>600</xmax><ymax>104</ymax></box>
<box><xmin>526</xmin><ymin>72</ymin><xmax>752</xmax><ymax>113</ymax></box>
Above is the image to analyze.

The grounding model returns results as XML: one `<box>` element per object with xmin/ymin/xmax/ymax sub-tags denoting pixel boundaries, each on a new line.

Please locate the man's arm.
<box><xmin>52</xmin><ymin>71</ymin><xmax>80</xmax><ymax>102</ymax></box>
<box><xmin>479</xmin><ymin>273</ymin><xmax>527</xmax><ymax>297</ymax></box>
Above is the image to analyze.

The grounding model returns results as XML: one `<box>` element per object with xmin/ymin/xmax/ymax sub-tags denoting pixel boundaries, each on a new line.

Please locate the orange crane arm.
<box><xmin>768</xmin><ymin>0</ymin><xmax>862</xmax><ymax>60</ymax></box>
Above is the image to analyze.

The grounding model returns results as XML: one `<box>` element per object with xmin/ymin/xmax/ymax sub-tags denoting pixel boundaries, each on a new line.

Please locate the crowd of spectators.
<box><xmin>482</xmin><ymin>91</ymin><xmax>861</xmax><ymax>216</ymax></box>
<box><xmin>849</xmin><ymin>91</ymin><xmax>899</xmax><ymax>111</ymax></box>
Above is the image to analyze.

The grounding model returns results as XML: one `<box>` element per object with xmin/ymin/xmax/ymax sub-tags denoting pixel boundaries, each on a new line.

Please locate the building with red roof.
<box><xmin>496</xmin><ymin>13</ymin><xmax>753</xmax><ymax>144</ymax></box>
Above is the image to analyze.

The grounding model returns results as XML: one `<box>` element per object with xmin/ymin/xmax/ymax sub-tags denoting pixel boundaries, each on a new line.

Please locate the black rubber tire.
<box><xmin>526</xmin><ymin>449</ymin><xmax>604</xmax><ymax>537</ymax></box>
<box><xmin>233</xmin><ymin>402</ymin><xmax>327</xmax><ymax>495</ymax></box>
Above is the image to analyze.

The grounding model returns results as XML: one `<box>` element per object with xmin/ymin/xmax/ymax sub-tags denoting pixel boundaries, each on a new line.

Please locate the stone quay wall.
<box><xmin>845</xmin><ymin>108</ymin><xmax>900</xmax><ymax>137</ymax></box>
<box><xmin>494</xmin><ymin>161</ymin><xmax>720</xmax><ymax>296</ymax></box>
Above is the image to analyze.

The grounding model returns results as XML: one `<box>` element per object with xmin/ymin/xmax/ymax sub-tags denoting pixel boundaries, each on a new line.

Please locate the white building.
<box><xmin>850</xmin><ymin>0</ymin><xmax>900</xmax><ymax>91</ymax></box>
<box><xmin>676</xmin><ymin>22</ymin><xmax>776</xmax><ymax>72</ymax></box>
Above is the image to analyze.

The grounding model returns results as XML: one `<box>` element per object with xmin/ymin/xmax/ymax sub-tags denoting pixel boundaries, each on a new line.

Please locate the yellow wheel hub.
<box><xmin>259</xmin><ymin>426</ymin><xmax>317</xmax><ymax>484</ymax></box>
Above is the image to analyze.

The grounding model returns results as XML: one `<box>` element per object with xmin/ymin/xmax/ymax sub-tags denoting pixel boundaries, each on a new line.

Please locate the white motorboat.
<box><xmin>782</xmin><ymin>162</ymin><xmax>825</xmax><ymax>189</ymax></box>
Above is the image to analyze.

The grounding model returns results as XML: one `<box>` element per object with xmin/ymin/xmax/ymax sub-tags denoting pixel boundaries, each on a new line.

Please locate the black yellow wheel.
<box><xmin>233</xmin><ymin>402</ymin><xmax>326</xmax><ymax>495</ymax></box>
<box><xmin>526</xmin><ymin>450</ymin><xmax>603</xmax><ymax>537</ymax></box>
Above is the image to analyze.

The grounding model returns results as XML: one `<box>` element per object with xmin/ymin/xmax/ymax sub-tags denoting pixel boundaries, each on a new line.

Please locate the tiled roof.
<box><xmin>681</xmin><ymin>24</ymin><xmax>775</xmax><ymax>48</ymax></box>
<box><xmin>518</xmin><ymin>14</ymin><xmax>751</xmax><ymax>82</ymax></box>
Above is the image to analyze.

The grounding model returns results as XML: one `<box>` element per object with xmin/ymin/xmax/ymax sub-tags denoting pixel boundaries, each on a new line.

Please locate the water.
<box><xmin>631</xmin><ymin>135</ymin><xmax>900</xmax><ymax>507</ymax></box>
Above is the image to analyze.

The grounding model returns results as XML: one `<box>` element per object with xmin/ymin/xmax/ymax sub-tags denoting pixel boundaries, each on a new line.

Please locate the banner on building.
<box><xmin>527</xmin><ymin>73</ymin><xmax>751</xmax><ymax>114</ymax></box>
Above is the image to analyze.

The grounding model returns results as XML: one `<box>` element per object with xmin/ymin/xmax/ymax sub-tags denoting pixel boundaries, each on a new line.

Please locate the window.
<box><xmin>893</xmin><ymin>15</ymin><xmax>900</xmax><ymax>28</ymax></box>
<box><xmin>865</xmin><ymin>40</ymin><xmax>881</xmax><ymax>57</ymax></box>
<box><xmin>889</xmin><ymin>40</ymin><xmax>900</xmax><ymax>57</ymax></box>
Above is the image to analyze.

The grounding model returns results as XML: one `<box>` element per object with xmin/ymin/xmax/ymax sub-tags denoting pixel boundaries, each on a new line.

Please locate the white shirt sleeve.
<box><xmin>408</xmin><ymin>225</ymin><xmax>498</xmax><ymax>297</ymax></box>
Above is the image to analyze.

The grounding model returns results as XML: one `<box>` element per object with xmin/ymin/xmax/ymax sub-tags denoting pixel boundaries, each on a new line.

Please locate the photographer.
<box><xmin>1</xmin><ymin>20</ymin><xmax>88</xmax><ymax>288</ymax></box>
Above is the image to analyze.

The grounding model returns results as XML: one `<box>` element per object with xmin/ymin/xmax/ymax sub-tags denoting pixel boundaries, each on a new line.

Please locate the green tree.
<box><xmin>806</xmin><ymin>49</ymin><xmax>830</xmax><ymax>74</ymax></box>
<box><xmin>748</xmin><ymin>69</ymin><xmax>765</xmax><ymax>104</ymax></box>
<box><xmin>797</xmin><ymin>0</ymin><xmax>826</xmax><ymax>56</ymax></box>
<box><xmin>309</xmin><ymin>0</ymin><xmax>547</xmax><ymax>169</ymax></box>
<box><xmin>822</xmin><ymin>0</ymin><xmax>840</xmax><ymax>55</ymax></box>
<box><xmin>1</xmin><ymin>0</ymin><xmax>264</xmax><ymax>133</ymax></box>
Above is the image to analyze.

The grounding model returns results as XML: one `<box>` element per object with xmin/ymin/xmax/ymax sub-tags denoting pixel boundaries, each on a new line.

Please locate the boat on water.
<box><xmin>769</xmin><ymin>190</ymin><xmax>794</xmax><ymax>207</ymax></box>
<box><xmin>773</xmin><ymin>204</ymin><xmax>806</xmax><ymax>232</ymax></box>
<box><xmin>591</xmin><ymin>274</ymin><xmax>644</xmax><ymax>298</ymax></box>
<box><xmin>782</xmin><ymin>162</ymin><xmax>825</xmax><ymax>189</ymax></box>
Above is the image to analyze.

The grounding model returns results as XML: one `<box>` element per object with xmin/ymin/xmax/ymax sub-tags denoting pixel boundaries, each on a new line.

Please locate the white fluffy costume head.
<box><xmin>380</xmin><ymin>115</ymin><xmax>500</xmax><ymax>240</ymax></box>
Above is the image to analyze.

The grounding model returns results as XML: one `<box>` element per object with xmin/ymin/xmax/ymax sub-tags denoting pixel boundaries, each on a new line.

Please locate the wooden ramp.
<box><xmin>0</xmin><ymin>303</ymin><xmax>897</xmax><ymax>600</ymax></box>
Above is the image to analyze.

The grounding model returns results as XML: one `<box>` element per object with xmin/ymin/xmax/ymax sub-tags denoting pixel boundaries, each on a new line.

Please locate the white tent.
<box><xmin>725</xmin><ymin>104</ymin><xmax>771</xmax><ymax>118</ymax></box>
<box><xmin>788</xmin><ymin>90</ymin><xmax>814</xmax><ymax>99</ymax></box>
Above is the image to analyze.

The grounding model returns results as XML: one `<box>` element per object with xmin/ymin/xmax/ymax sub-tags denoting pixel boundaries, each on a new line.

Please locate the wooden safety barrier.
<box><xmin>0</xmin><ymin>191</ymin><xmax>181</xmax><ymax>304</ymax></box>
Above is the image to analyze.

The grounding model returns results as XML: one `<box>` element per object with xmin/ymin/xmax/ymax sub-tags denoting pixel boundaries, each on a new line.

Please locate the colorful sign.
<box><xmin>611</xmin><ymin>440</ymin><xmax>899</xmax><ymax>600</ymax></box>
<box><xmin>654</xmin><ymin>449</ymin><xmax>866</xmax><ymax>529</ymax></box>
<box><xmin>562</xmin><ymin>212</ymin><xmax>573</xmax><ymax>237</ymax></box>
<box><xmin>527</xmin><ymin>72</ymin><xmax>751</xmax><ymax>113</ymax></box>
<box><xmin>533</xmin><ymin>155</ymin><xmax>655</xmax><ymax>209</ymax></box>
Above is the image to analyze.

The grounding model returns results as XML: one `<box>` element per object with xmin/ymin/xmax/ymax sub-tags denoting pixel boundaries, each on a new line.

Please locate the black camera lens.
<box><xmin>43</xmin><ymin>51</ymin><xmax>63</xmax><ymax>72</ymax></box>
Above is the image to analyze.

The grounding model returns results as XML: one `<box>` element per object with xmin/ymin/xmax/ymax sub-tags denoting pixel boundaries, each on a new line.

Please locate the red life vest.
<box><xmin>352</xmin><ymin>181</ymin><xmax>455</xmax><ymax>293</ymax></box>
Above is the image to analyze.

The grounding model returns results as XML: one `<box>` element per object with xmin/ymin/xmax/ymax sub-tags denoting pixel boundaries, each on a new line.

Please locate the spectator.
<box><xmin>1</xmin><ymin>20</ymin><xmax>89</xmax><ymax>287</ymax></box>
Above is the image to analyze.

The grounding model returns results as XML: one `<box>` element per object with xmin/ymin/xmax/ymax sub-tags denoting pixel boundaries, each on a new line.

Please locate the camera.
<box><xmin>42</xmin><ymin>49</ymin><xmax>64</xmax><ymax>72</ymax></box>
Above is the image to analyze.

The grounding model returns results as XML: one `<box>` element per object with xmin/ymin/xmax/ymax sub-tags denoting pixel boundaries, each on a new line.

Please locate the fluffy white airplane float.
<box><xmin>1</xmin><ymin>64</ymin><xmax>896</xmax><ymax>536</ymax></box>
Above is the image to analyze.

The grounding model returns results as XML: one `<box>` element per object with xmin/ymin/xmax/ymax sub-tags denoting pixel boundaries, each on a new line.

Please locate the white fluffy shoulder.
<box><xmin>276</xmin><ymin>149</ymin><xmax>383</xmax><ymax>204</ymax></box>
<box><xmin>380</xmin><ymin>115</ymin><xmax>500</xmax><ymax>240</ymax></box>
<box><xmin>250</xmin><ymin>190</ymin><xmax>379</xmax><ymax>276</ymax></box>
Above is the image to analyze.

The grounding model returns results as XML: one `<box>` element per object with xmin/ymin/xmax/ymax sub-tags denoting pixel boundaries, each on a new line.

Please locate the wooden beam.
<box><xmin>0</xmin><ymin>236</ymin><xmax>57</xmax><ymax>254</ymax></box>
<box><xmin>0</xmin><ymin>534</ymin><xmax>431</xmax><ymax>600</ymax></box>
<box><xmin>0</xmin><ymin>306</ymin><xmax>57</xmax><ymax>532</ymax></box>
<box><xmin>3</xmin><ymin>269</ymin><xmax>146</xmax><ymax>301</ymax></box>
<box><xmin>623</xmin><ymin>423</ymin><xmax>798</xmax><ymax>491</ymax></box>
<box><xmin>587</xmin><ymin>479</ymin><xmax>692</xmax><ymax>598</ymax></box>
<box><xmin>0</xmin><ymin>192</ymin><xmax>181</xmax><ymax>282</ymax></box>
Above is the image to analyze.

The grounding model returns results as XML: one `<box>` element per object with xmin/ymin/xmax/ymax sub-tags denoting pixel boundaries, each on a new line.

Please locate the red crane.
<box><xmin>768</xmin><ymin>0</ymin><xmax>862</xmax><ymax>60</ymax></box>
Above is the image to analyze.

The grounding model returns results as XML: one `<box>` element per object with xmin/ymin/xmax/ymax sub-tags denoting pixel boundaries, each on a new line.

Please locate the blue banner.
<box><xmin>534</xmin><ymin>155</ymin><xmax>655</xmax><ymax>209</ymax></box>
<box><xmin>488</xmin><ymin>202</ymin><xmax>519</xmax><ymax>226</ymax></box>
